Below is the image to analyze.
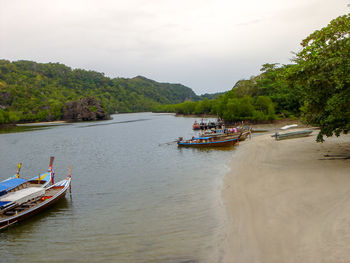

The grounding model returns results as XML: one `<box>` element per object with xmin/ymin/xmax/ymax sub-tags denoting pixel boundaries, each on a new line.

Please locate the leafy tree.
<box><xmin>255</xmin><ymin>96</ymin><xmax>275</xmax><ymax>118</ymax></box>
<box><xmin>293</xmin><ymin>14</ymin><xmax>350</xmax><ymax>141</ymax></box>
<box><xmin>0</xmin><ymin>109</ymin><xmax>6</xmax><ymax>124</ymax></box>
<box><xmin>232</xmin><ymin>77</ymin><xmax>258</xmax><ymax>98</ymax></box>
<box><xmin>8</xmin><ymin>111</ymin><xmax>21</xmax><ymax>123</ymax></box>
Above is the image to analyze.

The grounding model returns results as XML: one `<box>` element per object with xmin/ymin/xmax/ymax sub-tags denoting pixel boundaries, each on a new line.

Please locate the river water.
<box><xmin>0</xmin><ymin>113</ymin><xmax>236</xmax><ymax>263</ymax></box>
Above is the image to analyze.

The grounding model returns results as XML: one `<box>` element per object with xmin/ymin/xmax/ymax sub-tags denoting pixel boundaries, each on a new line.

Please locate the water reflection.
<box><xmin>0</xmin><ymin>125</ymin><xmax>49</xmax><ymax>134</ymax></box>
<box><xmin>0</xmin><ymin>198</ymin><xmax>71</xmax><ymax>233</ymax></box>
<box><xmin>177</xmin><ymin>145</ymin><xmax>238</xmax><ymax>153</ymax></box>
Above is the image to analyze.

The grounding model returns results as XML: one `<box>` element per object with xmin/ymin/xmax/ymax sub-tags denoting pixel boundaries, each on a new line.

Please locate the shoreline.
<box><xmin>16</xmin><ymin>120</ymin><xmax>68</xmax><ymax>127</ymax></box>
<box><xmin>222</xmin><ymin>130</ymin><xmax>350</xmax><ymax>263</ymax></box>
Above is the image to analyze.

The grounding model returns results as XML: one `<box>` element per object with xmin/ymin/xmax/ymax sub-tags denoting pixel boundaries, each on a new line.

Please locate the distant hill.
<box><xmin>123</xmin><ymin>75</ymin><xmax>199</xmax><ymax>104</ymax></box>
<box><xmin>0</xmin><ymin>60</ymin><xmax>200</xmax><ymax>123</ymax></box>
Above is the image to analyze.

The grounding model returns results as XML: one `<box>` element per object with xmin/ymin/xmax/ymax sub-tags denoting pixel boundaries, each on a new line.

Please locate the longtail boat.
<box><xmin>199</xmin><ymin>128</ymin><xmax>251</xmax><ymax>141</ymax></box>
<box><xmin>236</xmin><ymin>130</ymin><xmax>251</xmax><ymax>141</ymax></box>
<box><xmin>272</xmin><ymin>130</ymin><xmax>313</xmax><ymax>140</ymax></box>
<box><xmin>0</xmin><ymin>167</ymin><xmax>72</xmax><ymax>230</ymax></box>
<box><xmin>177</xmin><ymin>136</ymin><xmax>239</xmax><ymax>147</ymax></box>
<box><xmin>0</xmin><ymin>157</ymin><xmax>55</xmax><ymax>197</ymax></box>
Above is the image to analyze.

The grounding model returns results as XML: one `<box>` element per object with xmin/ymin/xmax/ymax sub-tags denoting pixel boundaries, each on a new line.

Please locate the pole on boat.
<box><xmin>37</xmin><ymin>173</ymin><xmax>40</xmax><ymax>184</ymax></box>
<box><xmin>48</xmin><ymin>156</ymin><xmax>54</xmax><ymax>172</ymax></box>
<box><xmin>16</xmin><ymin>162</ymin><xmax>22</xmax><ymax>178</ymax></box>
<box><xmin>68</xmin><ymin>165</ymin><xmax>72</xmax><ymax>178</ymax></box>
<box><xmin>68</xmin><ymin>165</ymin><xmax>72</xmax><ymax>194</ymax></box>
<box><xmin>49</xmin><ymin>156</ymin><xmax>55</xmax><ymax>184</ymax></box>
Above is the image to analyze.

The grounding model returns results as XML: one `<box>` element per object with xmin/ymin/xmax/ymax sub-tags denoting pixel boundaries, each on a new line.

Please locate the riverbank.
<box><xmin>222</xmin><ymin>130</ymin><xmax>350</xmax><ymax>263</ymax></box>
<box><xmin>0</xmin><ymin>120</ymin><xmax>69</xmax><ymax>133</ymax></box>
<box><xmin>16</xmin><ymin>120</ymin><xmax>68</xmax><ymax>126</ymax></box>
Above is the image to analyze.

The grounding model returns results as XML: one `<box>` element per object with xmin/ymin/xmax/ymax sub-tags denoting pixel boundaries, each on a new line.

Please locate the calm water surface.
<box><xmin>0</xmin><ymin>113</ymin><xmax>237</xmax><ymax>263</ymax></box>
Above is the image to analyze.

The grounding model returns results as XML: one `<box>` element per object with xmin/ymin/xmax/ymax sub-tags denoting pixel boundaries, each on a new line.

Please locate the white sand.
<box><xmin>16</xmin><ymin>121</ymin><xmax>67</xmax><ymax>126</ymax></box>
<box><xmin>222</xmin><ymin>130</ymin><xmax>350</xmax><ymax>263</ymax></box>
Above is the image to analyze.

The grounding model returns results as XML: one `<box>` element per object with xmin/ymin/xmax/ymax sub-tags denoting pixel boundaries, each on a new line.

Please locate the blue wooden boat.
<box><xmin>0</xmin><ymin>173</ymin><xmax>52</xmax><ymax>198</ymax></box>
<box><xmin>0</xmin><ymin>172</ymin><xmax>71</xmax><ymax>230</ymax></box>
<box><xmin>0</xmin><ymin>157</ymin><xmax>54</xmax><ymax>197</ymax></box>
<box><xmin>0</xmin><ymin>178</ymin><xmax>29</xmax><ymax>197</ymax></box>
<box><xmin>0</xmin><ymin>157</ymin><xmax>55</xmax><ymax>211</ymax></box>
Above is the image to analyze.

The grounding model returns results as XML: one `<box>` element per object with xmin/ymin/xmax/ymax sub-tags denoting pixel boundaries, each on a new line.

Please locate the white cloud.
<box><xmin>0</xmin><ymin>0</ymin><xmax>348</xmax><ymax>94</ymax></box>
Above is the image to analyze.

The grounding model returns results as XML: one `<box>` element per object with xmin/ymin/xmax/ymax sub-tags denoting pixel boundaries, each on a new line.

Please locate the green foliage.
<box><xmin>0</xmin><ymin>109</ymin><xmax>6</xmax><ymax>124</ymax></box>
<box><xmin>293</xmin><ymin>14</ymin><xmax>350</xmax><ymax>141</ymax></box>
<box><xmin>255</xmin><ymin>63</ymin><xmax>303</xmax><ymax>116</ymax></box>
<box><xmin>153</xmin><ymin>94</ymin><xmax>277</xmax><ymax>122</ymax></box>
<box><xmin>8</xmin><ymin>111</ymin><xmax>21</xmax><ymax>123</ymax></box>
<box><xmin>198</xmin><ymin>92</ymin><xmax>226</xmax><ymax>100</ymax></box>
<box><xmin>0</xmin><ymin>60</ymin><xmax>199</xmax><ymax>124</ymax></box>
<box><xmin>90</xmin><ymin>106</ymin><xmax>97</xmax><ymax>112</ymax></box>
<box><xmin>233</xmin><ymin>78</ymin><xmax>258</xmax><ymax>98</ymax></box>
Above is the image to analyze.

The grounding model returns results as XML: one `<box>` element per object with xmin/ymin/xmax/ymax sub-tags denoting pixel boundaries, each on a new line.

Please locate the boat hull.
<box><xmin>275</xmin><ymin>130</ymin><xmax>313</xmax><ymax>140</ymax></box>
<box><xmin>0</xmin><ymin>179</ymin><xmax>70</xmax><ymax>230</ymax></box>
<box><xmin>178</xmin><ymin>138</ymin><xmax>238</xmax><ymax>147</ymax></box>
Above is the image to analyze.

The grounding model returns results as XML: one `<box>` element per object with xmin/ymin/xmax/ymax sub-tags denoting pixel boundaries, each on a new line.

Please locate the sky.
<box><xmin>0</xmin><ymin>0</ymin><xmax>348</xmax><ymax>94</ymax></box>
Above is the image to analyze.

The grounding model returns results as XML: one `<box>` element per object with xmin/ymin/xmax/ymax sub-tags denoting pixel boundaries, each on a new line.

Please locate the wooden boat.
<box><xmin>192</xmin><ymin>120</ymin><xmax>224</xmax><ymax>130</ymax></box>
<box><xmin>192</xmin><ymin>121</ymin><xmax>201</xmax><ymax>130</ymax></box>
<box><xmin>0</xmin><ymin>170</ymin><xmax>71</xmax><ymax>230</ymax></box>
<box><xmin>0</xmin><ymin>157</ymin><xmax>56</xmax><ymax>212</ymax></box>
<box><xmin>199</xmin><ymin>128</ymin><xmax>227</xmax><ymax>137</ymax></box>
<box><xmin>237</xmin><ymin>130</ymin><xmax>251</xmax><ymax>141</ymax></box>
<box><xmin>272</xmin><ymin>130</ymin><xmax>313</xmax><ymax>140</ymax></box>
<box><xmin>0</xmin><ymin>157</ymin><xmax>55</xmax><ymax>197</ymax></box>
<box><xmin>0</xmin><ymin>178</ymin><xmax>28</xmax><ymax>197</ymax></box>
<box><xmin>177</xmin><ymin>136</ymin><xmax>239</xmax><ymax>147</ymax></box>
<box><xmin>199</xmin><ymin>128</ymin><xmax>251</xmax><ymax>141</ymax></box>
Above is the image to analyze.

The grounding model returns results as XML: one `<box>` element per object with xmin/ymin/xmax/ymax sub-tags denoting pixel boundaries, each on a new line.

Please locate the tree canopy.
<box><xmin>293</xmin><ymin>14</ymin><xmax>350</xmax><ymax>141</ymax></box>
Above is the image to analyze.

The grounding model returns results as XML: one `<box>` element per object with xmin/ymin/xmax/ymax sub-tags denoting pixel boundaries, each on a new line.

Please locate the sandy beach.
<box><xmin>16</xmin><ymin>120</ymin><xmax>68</xmax><ymax>126</ymax></box>
<box><xmin>222</xmin><ymin>130</ymin><xmax>350</xmax><ymax>263</ymax></box>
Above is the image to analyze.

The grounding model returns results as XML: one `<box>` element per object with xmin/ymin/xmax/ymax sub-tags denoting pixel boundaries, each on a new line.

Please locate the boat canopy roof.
<box><xmin>29</xmin><ymin>172</ymin><xmax>50</xmax><ymax>182</ymax></box>
<box><xmin>0</xmin><ymin>178</ymin><xmax>27</xmax><ymax>193</ymax></box>
<box><xmin>194</xmin><ymin>137</ymin><xmax>210</xmax><ymax>140</ymax></box>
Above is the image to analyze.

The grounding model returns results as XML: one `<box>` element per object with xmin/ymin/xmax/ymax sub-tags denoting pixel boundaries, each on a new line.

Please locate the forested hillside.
<box><xmin>0</xmin><ymin>60</ymin><xmax>199</xmax><ymax>124</ymax></box>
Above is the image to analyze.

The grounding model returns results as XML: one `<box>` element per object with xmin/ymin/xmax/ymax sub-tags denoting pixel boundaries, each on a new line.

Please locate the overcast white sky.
<box><xmin>0</xmin><ymin>0</ymin><xmax>348</xmax><ymax>94</ymax></box>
